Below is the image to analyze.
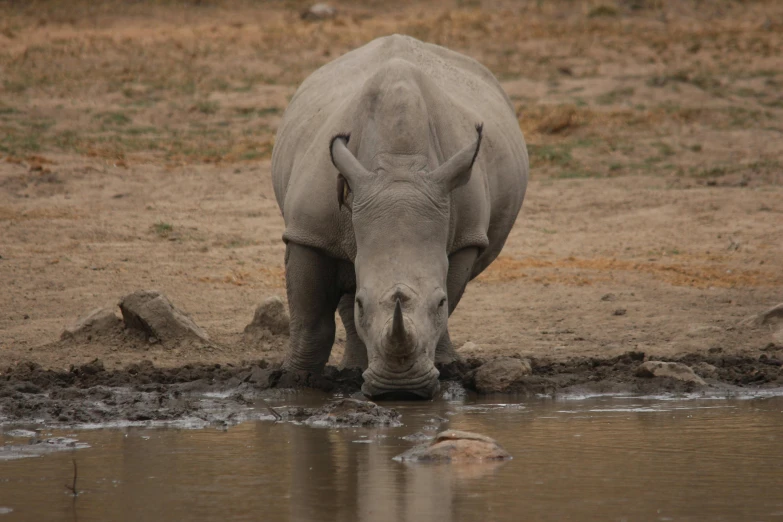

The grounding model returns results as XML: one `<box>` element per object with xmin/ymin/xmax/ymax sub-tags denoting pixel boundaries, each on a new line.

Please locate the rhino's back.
<box><xmin>272</xmin><ymin>35</ymin><xmax>528</xmax><ymax>266</ymax></box>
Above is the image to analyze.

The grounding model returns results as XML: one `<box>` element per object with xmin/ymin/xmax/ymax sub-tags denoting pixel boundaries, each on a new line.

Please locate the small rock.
<box><xmin>119</xmin><ymin>290</ymin><xmax>209</xmax><ymax>342</ymax></box>
<box><xmin>61</xmin><ymin>307</ymin><xmax>122</xmax><ymax>340</ymax></box>
<box><xmin>635</xmin><ymin>361</ymin><xmax>706</xmax><ymax>385</ymax></box>
<box><xmin>613</xmin><ymin>308</ymin><xmax>627</xmax><ymax>316</ymax></box>
<box><xmin>393</xmin><ymin>430</ymin><xmax>511</xmax><ymax>462</ymax></box>
<box><xmin>474</xmin><ymin>357</ymin><xmax>532</xmax><ymax>393</ymax></box>
<box><xmin>244</xmin><ymin>296</ymin><xmax>290</xmax><ymax>336</ymax></box>
<box><xmin>301</xmin><ymin>3</ymin><xmax>336</xmax><ymax>20</ymax></box>
<box><xmin>601</xmin><ymin>293</ymin><xmax>616</xmax><ymax>301</ymax></box>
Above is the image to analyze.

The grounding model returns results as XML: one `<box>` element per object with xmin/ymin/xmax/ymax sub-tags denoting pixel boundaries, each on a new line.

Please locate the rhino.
<box><xmin>271</xmin><ymin>35</ymin><xmax>528</xmax><ymax>399</ymax></box>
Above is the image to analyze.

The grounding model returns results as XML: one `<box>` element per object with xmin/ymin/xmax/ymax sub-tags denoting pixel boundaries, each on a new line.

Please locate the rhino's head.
<box><xmin>330</xmin><ymin>124</ymin><xmax>482</xmax><ymax>399</ymax></box>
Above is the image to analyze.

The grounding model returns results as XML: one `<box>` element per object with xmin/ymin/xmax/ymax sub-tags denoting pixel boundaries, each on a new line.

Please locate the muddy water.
<box><xmin>1</xmin><ymin>393</ymin><xmax>782</xmax><ymax>522</ymax></box>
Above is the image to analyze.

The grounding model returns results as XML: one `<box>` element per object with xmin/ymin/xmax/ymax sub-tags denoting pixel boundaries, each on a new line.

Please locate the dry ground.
<box><xmin>1</xmin><ymin>0</ymin><xmax>781</xmax><ymax>372</ymax></box>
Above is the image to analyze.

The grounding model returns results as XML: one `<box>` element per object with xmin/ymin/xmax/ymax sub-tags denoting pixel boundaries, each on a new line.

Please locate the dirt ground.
<box><xmin>1</xmin><ymin>0</ymin><xmax>782</xmax><ymax>381</ymax></box>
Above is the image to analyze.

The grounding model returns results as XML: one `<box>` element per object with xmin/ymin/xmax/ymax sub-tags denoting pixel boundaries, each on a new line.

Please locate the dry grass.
<box><xmin>480</xmin><ymin>255</ymin><xmax>783</xmax><ymax>289</ymax></box>
<box><xmin>1</xmin><ymin>0</ymin><xmax>781</xmax><ymax>180</ymax></box>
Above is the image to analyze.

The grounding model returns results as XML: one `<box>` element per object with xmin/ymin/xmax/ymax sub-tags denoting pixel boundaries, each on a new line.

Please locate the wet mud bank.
<box><xmin>2</xmin><ymin>348</ymin><xmax>781</xmax><ymax>429</ymax></box>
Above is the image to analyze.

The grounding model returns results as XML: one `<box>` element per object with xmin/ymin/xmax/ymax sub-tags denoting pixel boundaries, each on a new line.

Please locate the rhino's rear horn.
<box><xmin>330</xmin><ymin>132</ymin><xmax>370</xmax><ymax>190</ymax></box>
<box><xmin>430</xmin><ymin>123</ymin><xmax>483</xmax><ymax>192</ymax></box>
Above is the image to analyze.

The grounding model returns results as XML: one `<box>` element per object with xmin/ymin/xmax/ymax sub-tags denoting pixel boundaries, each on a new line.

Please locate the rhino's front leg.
<box><xmin>435</xmin><ymin>247</ymin><xmax>479</xmax><ymax>364</ymax></box>
<box><xmin>338</xmin><ymin>293</ymin><xmax>368</xmax><ymax>370</ymax></box>
<box><xmin>282</xmin><ymin>243</ymin><xmax>341</xmax><ymax>373</ymax></box>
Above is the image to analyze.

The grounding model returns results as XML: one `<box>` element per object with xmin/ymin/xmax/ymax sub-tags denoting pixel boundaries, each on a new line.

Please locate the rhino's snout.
<box><xmin>362</xmin><ymin>365</ymin><xmax>440</xmax><ymax>400</ymax></box>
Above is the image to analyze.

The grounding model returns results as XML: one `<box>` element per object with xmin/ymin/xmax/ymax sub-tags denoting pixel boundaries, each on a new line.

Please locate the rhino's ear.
<box><xmin>330</xmin><ymin>133</ymin><xmax>369</xmax><ymax>190</ymax></box>
<box><xmin>431</xmin><ymin>123</ymin><xmax>483</xmax><ymax>192</ymax></box>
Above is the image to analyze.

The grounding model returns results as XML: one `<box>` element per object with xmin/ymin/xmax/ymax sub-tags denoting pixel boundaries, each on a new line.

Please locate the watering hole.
<box><xmin>1</xmin><ymin>392</ymin><xmax>782</xmax><ymax>522</ymax></box>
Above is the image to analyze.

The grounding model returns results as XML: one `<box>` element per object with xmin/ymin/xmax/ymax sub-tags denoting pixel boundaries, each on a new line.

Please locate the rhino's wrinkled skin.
<box><xmin>271</xmin><ymin>35</ymin><xmax>528</xmax><ymax>399</ymax></box>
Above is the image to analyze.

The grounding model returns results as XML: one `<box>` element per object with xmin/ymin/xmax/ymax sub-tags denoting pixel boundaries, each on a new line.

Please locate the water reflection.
<box><xmin>0</xmin><ymin>395</ymin><xmax>782</xmax><ymax>522</ymax></box>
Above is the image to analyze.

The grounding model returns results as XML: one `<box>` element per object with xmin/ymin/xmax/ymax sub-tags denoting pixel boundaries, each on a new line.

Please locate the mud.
<box><xmin>2</xmin><ymin>349</ymin><xmax>781</xmax><ymax>428</ymax></box>
<box><xmin>0</xmin><ymin>436</ymin><xmax>90</xmax><ymax>461</ymax></box>
<box><xmin>281</xmin><ymin>398</ymin><xmax>402</xmax><ymax>428</ymax></box>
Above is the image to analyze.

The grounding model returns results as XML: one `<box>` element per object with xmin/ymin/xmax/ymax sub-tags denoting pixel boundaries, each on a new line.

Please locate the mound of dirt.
<box><xmin>60</xmin><ymin>307</ymin><xmax>123</xmax><ymax>341</ymax></box>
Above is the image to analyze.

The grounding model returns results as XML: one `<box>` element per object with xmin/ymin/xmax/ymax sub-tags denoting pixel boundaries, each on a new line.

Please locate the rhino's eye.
<box><xmin>356</xmin><ymin>297</ymin><xmax>365</xmax><ymax>317</ymax></box>
<box><xmin>438</xmin><ymin>298</ymin><xmax>447</xmax><ymax>309</ymax></box>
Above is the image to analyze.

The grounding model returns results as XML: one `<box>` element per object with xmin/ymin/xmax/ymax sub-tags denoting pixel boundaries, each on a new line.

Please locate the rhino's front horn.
<box><xmin>391</xmin><ymin>298</ymin><xmax>406</xmax><ymax>346</ymax></box>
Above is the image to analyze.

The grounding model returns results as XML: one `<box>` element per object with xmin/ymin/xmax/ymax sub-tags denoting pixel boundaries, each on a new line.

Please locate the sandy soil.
<box><xmin>1</xmin><ymin>0</ymin><xmax>782</xmax><ymax>379</ymax></box>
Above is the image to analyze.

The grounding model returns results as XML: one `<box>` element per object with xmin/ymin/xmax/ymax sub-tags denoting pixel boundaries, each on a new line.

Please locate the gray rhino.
<box><xmin>271</xmin><ymin>35</ymin><xmax>528</xmax><ymax>399</ymax></box>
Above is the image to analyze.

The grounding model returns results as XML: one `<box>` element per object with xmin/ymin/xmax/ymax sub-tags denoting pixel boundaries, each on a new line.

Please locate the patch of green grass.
<box><xmin>257</xmin><ymin>107</ymin><xmax>281</xmax><ymax>116</ymax></box>
<box><xmin>528</xmin><ymin>144</ymin><xmax>573</xmax><ymax>166</ymax></box>
<box><xmin>596</xmin><ymin>87</ymin><xmax>635</xmax><ymax>105</ymax></box>
<box><xmin>652</xmin><ymin>142</ymin><xmax>675</xmax><ymax>157</ymax></box>
<box><xmin>96</xmin><ymin>111</ymin><xmax>132</xmax><ymax>126</ymax></box>
<box><xmin>123</xmin><ymin>126</ymin><xmax>157</xmax><ymax>136</ymax></box>
<box><xmin>152</xmin><ymin>222</ymin><xmax>174</xmax><ymax>238</ymax></box>
<box><xmin>195</xmin><ymin>101</ymin><xmax>219</xmax><ymax>115</ymax></box>
<box><xmin>233</xmin><ymin>106</ymin><xmax>281</xmax><ymax>118</ymax></box>
<box><xmin>588</xmin><ymin>5</ymin><xmax>618</xmax><ymax>17</ymax></box>
<box><xmin>697</xmin><ymin>166</ymin><xmax>728</xmax><ymax>178</ymax></box>
<box><xmin>50</xmin><ymin>130</ymin><xmax>80</xmax><ymax>151</ymax></box>
<box><xmin>689</xmin><ymin>74</ymin><xmax>723</xmax><ymax>94</ymax></box>
<box><xmin>209</xmin><ymin>79</ymin><xmax>231</xmax><ymax>92</ymax></box>
<box><xmin>0</xmin><ymin>128</ymin><xmax>42</xmax><ymax>154</ymax></box>
<box><xmin>239</xmin><ymin>150</ymin><xmax>268</xmax><ymax>161</ymax></box>
<box><xmin>735</xmin><ymin>87</ymin><xmax>759</xmax><ymax>98</ymax></box>
<box><xmin>723</xmin><ymin>106</ymin><xmax>764</xmax><ymax>127</ymax></box>
<box><xmin>554</xmin><ymin>169</ymin><xmax>599</xmax><ymax>179</ymax></box>
<box><xmin>3</xmin><ymin>80</ymin><xmax>29</xmax><ymax>94</ymax></box>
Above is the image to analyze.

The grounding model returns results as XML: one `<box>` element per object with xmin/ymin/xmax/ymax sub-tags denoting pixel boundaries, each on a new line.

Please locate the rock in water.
<box><xmin>393</xmin><ymin>430</ymin><xmax>511</xmax><ymax>462</ymax></box>
<box><xmin>61</xmin><ymin>307</ymin><xmax>122</xmax><ymax>340</ymax></box>
<box><xmin>635</xmin><ymin>361</ymin><xmax>706</xmax><ymax>385</ymax></box>
<box><xmin>244</xmin><ymin>296</ymin><xmax>290</xmax><ymax>336</ymax></box>
<box><xmin>474</xmin><ymin>357</ymin><xmax>532</xmax><ymax>393</ymax></box>
<box><xmin>119</xmin><ymin>290</ymin><xmax>209</xmax><ymax>342</ymax></box>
